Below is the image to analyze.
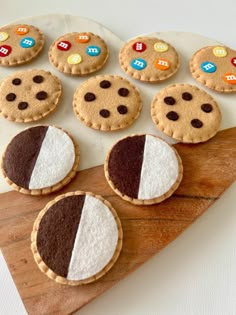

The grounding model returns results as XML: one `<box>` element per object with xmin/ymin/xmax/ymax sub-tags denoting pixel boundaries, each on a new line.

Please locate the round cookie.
<box><xmin>48</xmin><ymin>32</ymin><xmax>109</xmax><ymax>76</ymax></box>
<box><xmin>1</xmin><ymin>126</ymin><xmax>80</xmax><ymax>195</ymax></box>
<box><xmin>190</xmin><ymin>45</ymin><xmax>236</xmax><ymax>93</ymax></box>
<box><xmin>0</xmin><ymin>24</ymin><xmax>44</xmax><ymax>66</ymax></box>
<box><xmin>31</xmin><ymin>191</ymin><xmax>123</xmax><ymax>285</ymax></box>
<box><xmin>104</xmin><ymin>134</ymin><xmax>183</xmax><ymax>205</ymax></box>
<box><xmin>73</xmin><ymin>75</ymin><xmax>142</xmax><ymax>131</ymax></box>
<box><xmin>119</xmin><ymin>36</ymin><xmax>180</xmax><ymax>82</ymax></box>
<box><xmin>151</xmin><ymin>84</ymin><xmax>222</xmax><ymax>143</ymax></box>
<box><xmin>0</xmin><ymin>69</ymin><xmax>62</xmax><ymax>123</ymax></box>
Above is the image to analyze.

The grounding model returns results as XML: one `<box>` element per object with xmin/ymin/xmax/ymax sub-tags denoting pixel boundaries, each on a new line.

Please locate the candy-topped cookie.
<box><xmin>119</xmin><ymin>36</ymin><xmax>180</xmax><ymax>82</ymax></box>
<box><xmin>190</xmin><ymin>45</ymin><xmax>236</xmax><ymax>93</ymax></box>
<box><xmin>73</xmin><ymin>75</ymin><xmax>142</xmax><ymax>131</ymax></box>
<box><xmin>151</xmin><ymin>84</ymin><xmax>222</xmax><ymax>143</ymax></box>
<box><xmin>0</xmin><ymin>24</ymin><xmax>44</xmax><ymax>66</ymax></box>
<box><xmin>49</xmin><ymin>32</ymin><xmax>109</xmax><ymax>76</ymax></box>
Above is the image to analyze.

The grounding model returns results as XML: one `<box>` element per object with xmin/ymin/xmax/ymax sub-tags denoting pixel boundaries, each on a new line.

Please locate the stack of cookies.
<box><xmin>1</xmin><ymin>22</ymin><xmax>233</xmax><ymax>285</ymax></box>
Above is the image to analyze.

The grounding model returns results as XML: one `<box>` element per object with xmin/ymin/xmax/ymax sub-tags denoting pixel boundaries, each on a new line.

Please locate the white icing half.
<box><xmin>138</xmin><ymin>135</ymin><xmax>179</xmax><ymax>200</ymax></box>
<box><xmin>67</xmin><ymin>195</ymin><xmax>119</xmax><ymax>281</ymax></box>
<box><xmin>28</xmin><ymin>126</ymin><xmax>75</xmax><ymax>189</ymax></box>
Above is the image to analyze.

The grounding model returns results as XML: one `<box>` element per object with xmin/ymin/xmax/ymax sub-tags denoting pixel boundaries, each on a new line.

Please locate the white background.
<box><xmin>1</xmin><ymin>1</ymin><xmax>236</xmax><ymax>315</ymax></box>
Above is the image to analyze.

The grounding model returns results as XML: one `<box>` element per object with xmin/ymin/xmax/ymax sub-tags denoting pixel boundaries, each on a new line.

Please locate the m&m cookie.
<box><xmin>0</xmin><ymin>24</ymin><xmax>44</xmax><ymax>66</ymax></box>
<box><xmin>104</xmin><ymin>134</ymin><xmax>183</xmax><ymax>205</ymax></box>
<box><xmin>119</xmin><ymin>36</ymin><xmax>180</xmax><ymax>82</ymax></box>
<box><xmin>49</xmin><ymin>32</ymin><xmax>109</xmax><ymax>76</ymax></box>
<box><xmin>73</xmin><ymin>75</ymin><xmax>142</xmax><ymax>131</ymax></box>
<box><xmin>151</xmin><ymin>84</ymin><xmax>222</xmax><ymax>143</ymax></box>
<box><xmin>1</xmin><ymin>126</ymin><xmax>80</xmax><ymax>195</ymax></box>
<box><xmin>31</xmin><ymin>191</ymin><xmax>122</xmax><ymax>285</ymax></box>
<box><xmin>0</xmin><ymin>69</ymin><xmax>62</xmax><ymax>123</ymax></box>
<box><xmin>190</xmin><ymin>46</ymin><xmax>236</xmax><ymax>93</ymax></box>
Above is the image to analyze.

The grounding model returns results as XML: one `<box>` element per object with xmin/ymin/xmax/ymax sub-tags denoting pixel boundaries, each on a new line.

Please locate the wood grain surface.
<box><xmin>0</xmin><ymin>128</ymin><xmax>236</xmax><ymax>315</ymax></box>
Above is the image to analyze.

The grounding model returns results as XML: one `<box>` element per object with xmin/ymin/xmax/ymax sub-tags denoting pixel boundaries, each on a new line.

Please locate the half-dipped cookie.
<box><xmin>31</xmin><ymin>191</ymin><xmax>123</xmax><ymax>285</ymax></box>
<box><xmin>104</xmin><ymin>134</ymin><xmax>183</xmax><ymax>205</ymax></box>
<box><xmin>1</xmin><ymin>126</ymin><xmax>80</xmax><ymax>195</ymax></box>
<box><xmin>151</xmin><ymin>84</ymin><xmax>222</xmax><ymax>143</ymax></box>
<box><xmin>73</xmin><ymin>75</ymin><xmax>142</xmax><ymax>131</ymax></box>
<box><xmin>0</xmin><ymin>69</ymin><xmax>62</xmax><ymax>123</ymax></box>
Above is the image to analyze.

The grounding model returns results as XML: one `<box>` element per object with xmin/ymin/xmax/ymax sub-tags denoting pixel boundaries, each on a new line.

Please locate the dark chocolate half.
<box><xmin>2</xmin><ymin>126</ymin><xmax>48</xmax><ymax>188</ymax></box>
<box><xmin>36</xmin><ymin>195</ymin><xmax>85</xmax><ymax>278</ymax></box>
<box><xmin>108</xmin><ymin>135</ymin><xmax>145</xmax><ymax>198</ymax></box>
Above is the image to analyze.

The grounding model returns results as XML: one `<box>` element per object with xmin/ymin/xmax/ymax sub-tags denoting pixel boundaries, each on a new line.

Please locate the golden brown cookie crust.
<box><xmin>0</xmin><ymin>69</ymin><xmax>62</xmax><ymax>123</ymax></box>
<box><xmin>190</xmin><ymin>45</ymin><xmax>236</xmax><ymax>93</ymax></box>
<box><xmin>104</xmin><ymin>134</ymin><xmax>183</xmax><ymax>205</ymax></box>
<box><xmin>1</xmin><ymin>126</ymin><xmax>80</xmax><ymax>195</ymax></box>
<box><xmin>31</xmin><ymin>191</ymin><xmax>123</xmax><ymax>285</ymax></box>
<box><xmin>119</xmin><ymin>36</ymin><xmax>180</xmax><ymax>82</ymax></box>
<box><xmin>48</xmin><ymin>32</ymin><xmax>109</xmax><ymax>76</ymax></box>
<box><xmin>0</xmin><ymin>24</ymin><xmax>44</xmax><ymax>66</ymax></box>
<box><xmin>151</xmin><ymin>84</ymin><xmax>222</xmax><ymax>143</ymax></box>
<box><xmin>73</xmin><ymin>75</ymin><xmax>142</xmax><ymax>131</ymax></box>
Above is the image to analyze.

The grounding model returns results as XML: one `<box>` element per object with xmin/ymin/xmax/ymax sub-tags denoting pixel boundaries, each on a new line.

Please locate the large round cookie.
<box><xmin>49</xmin><ymin>32</ymin><xmax>109</xmax><ymax>76</ymax></box>
<box><xmin>104</xmin><ymin>134</ymin><xmax>183</xmax><ymax>205</ymax></box>
<box><xmin>151</xmin><ymin>84</ymin><xmax>222</xmax><ymax>143</ymax></box>
<box><xmin>0</xmin><ymin>69</ymin><xmax>62</xmax><ymax>123</ymax></box>
<box><xmin>0</xmin><ymin>24</ymin><xmax>44</xmax><ymax>66</ymax></box>
<box><xmin>73</xmin><ymin>75</ymin><xmax>142</xmax><ymax>131</ymax></box>
<box><xmin>1</xmin><ymin>125</ymin><xmax>80</xmax><ymax>195</ymax></box>
<box><xmin>119</xmin><ymin>36</ymin><xmax>180</xmax><ymax>82</ymax></box>
<box><xmin>31</xmin><ymin>191</ymin><xmax>123</xmax><ymax>285</ymax></box>
<box><xmin>190</xmin><ymin>45</ymin><xmax>236</xmax><ymax>93</ymax></box>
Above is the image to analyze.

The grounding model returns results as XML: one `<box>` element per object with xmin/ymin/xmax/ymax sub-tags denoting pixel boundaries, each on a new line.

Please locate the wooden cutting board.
<box><xmin>0</xmin><ymin>127</ymin><xmax>235</xmax><ymax>315</ymax></box>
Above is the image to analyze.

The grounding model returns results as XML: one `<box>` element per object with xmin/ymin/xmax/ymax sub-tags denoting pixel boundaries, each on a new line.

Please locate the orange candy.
<box><xmin>154</xmin><ymin>58</ymin><xmax>171</xmax><ymax>70</ymax></box>
<box><xmin>76</xmin><ymin>33</ymin><xmax>90</xmax><ymax>43</ymax></box>
<box><xmin>223</xmin><ymin>73</ymin><xmax>236</xmax><ymax>85</ymax></box>
<box><xmin>15</xmin><ymin>26</ymin><xmax>29</xmax><ymax>35</ymax></box>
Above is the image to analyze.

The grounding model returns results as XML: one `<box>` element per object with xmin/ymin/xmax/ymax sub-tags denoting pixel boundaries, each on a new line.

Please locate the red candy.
<box><xmin>0</xmin><ymin>45</ymin><xmax>12</xmax><ymax>57</ymax></box>
<box><xmin>132</xmin><ymin>42</ymin><xmax>146</xmax><ymax>52</ymax></box>
<box><xmin>57</xmin><ymin>41</ymin><xmax>71</xmax><ymax>51</ymax></box>
<box><xmin>231</xmin><ymin>57</ymin><xmax>236</xmax><ymax>67</ymax></box>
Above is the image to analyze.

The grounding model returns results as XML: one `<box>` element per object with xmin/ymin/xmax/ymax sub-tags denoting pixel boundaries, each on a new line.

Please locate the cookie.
<box><xmin>48</xmin><ymin>32</ymin><xmax>109</xmax><ymax>76</ymax></box>
<box><xmin>1</xmin><ymin>126</ymin><xmax>80</xmax><ymax>195</ymax></box>
<box><xmin>119</xmin><ymin>36</ymin><xmax>180</xmax><ymax>82</ymax></box>
<box><xmin>0</xmin><ymin>69</ymin><xmax>62</xmax><ymax>123</ymax></box>
<box><xmin>151</xmin><ymin>84</ymin><xmax>222</xmax><ymax>143</ymax></box>
<box><xmin>190</xmin><ymin>45</ymin><xmax>236</xmax><ymax>93</ymax></box>
<box><xmin>73</xmin><ymin>75</ymin><xmax>142</xmax><ymax>131</ymax></box>
<box><xmin>104</xmin><ymin>134</ymin><xmax>183</xmax><ymax>205</ymax></box>
<box><xmin>0</xmin><ymin>24</ymin><xmax>44</xmax><ymax>66</ymax></box>
<box><xmin>31</xmin><ymin>191</ymin><xmax>123</xmax><ymax>285</ymax></box>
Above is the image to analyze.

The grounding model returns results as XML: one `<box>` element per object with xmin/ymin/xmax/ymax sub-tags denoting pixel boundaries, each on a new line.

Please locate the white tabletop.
<box><xmin>1</xmin><ymin>1</ymin><xmax>236</xmax><ymax>315</ymax></box>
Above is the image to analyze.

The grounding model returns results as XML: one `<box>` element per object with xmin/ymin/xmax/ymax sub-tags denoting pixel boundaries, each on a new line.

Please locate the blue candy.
<box><xmin>131</xmin><ymin>58</ymin><xmax>147</xmax><ymax>70</ymax></box>
<box><xmin>20</xmin><ymin>37</ymin><xmax>35</xmax><ymax>48</ymax></box>
<box><xmin>86</xmin><ymin>46</ymin><xmax>101</xmax><ymax>56</ymax></box>
<box><xmin>200</xmin><ymin>61</ymin><xmax>217</xmax><ymax>73</ymax></box>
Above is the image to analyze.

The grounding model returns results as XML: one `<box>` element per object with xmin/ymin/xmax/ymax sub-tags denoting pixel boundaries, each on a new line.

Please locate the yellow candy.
<box><xmin>67</xmin><ymin>54</ymin><xmax>82</xmax><ymax>65</ymax></box>
<box><xmin>213</xmin><ymin>46</ymin><xmax>227</xmax><ymax>57</ymax></box>
<box><xmin>0</xmin><ymin>32</ymin><xmax>9</xmax><ymax>42</ymax></box>
<box><xmin>154</xmin><ymin>42</ymin><xmax>168</xmax><ymax>53</ymax></box>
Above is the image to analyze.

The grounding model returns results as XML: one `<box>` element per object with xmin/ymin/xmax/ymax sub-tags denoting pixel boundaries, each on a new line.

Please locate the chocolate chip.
<box><xmin>201</xmin><ymin>103</ymin><xmax>213</xmax><ymax>113</ymax></box>
<box><xmin>36</xmin><ymin>91</ymin><xmax>48</xmax><ymax>100</ymax></box>
<box><xmin>100</xmin><ymin>80</ymin><xmax>111</xmax><ymax>89</ymax></box>
<box><xmin>118</xmin><ymin>88</ymin><xmax>129</xmax><ymax>97</ymax></box>
<box><xmin>117</xmin><ymin>105</ymin><xmax>128</xmax><ymax>114</ymax></box>
<box><xmin>191</xmin><ymin>119</ymin><xmax>203</xmax><ymax>128</ymax></box>
<box><xmin>18</xmin><ymin>102</ymin><xmax>28</xmax><ymax>110</ymax></box>
<box><xmin>99</xmin><ymin>109</ymin><xmax>110</xmax><ymax>118</ymax></box>
<box><xmin>164</xmin><ymin>96</ymin><xmax>176</xmax><ymax>105</ymax></box>
<box><xmin>33</xmin><ymin>75</ymin><xmax>44</xmax><ymax>84</ymax></box>
<box><xmin>6</xmin><ymin>93</ymin><xmax>16</xmax><ymax>101</ymax></box>
<box><xmin>182</xmin><ymin>92</ymin><xmax>192</xmax><ymax>101</ymax></box>
<box><xmin>166</xmin><ymin>111</ymin><xmax>179</xmax><ymax>121</ymax></box>
<box><xmin>12</xmin><ymin>78</ymin><xmax>21</xmax><ymax>85</ymax></box>
<box><xmin>84</xmin><ymin>92</ymin><xmax>96</xmax><ymax>102</ymax></box>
